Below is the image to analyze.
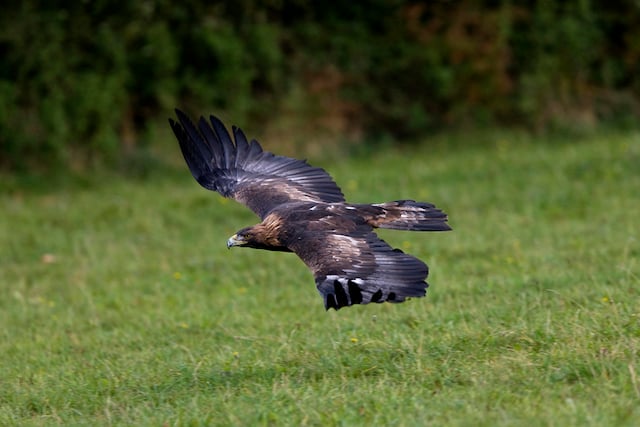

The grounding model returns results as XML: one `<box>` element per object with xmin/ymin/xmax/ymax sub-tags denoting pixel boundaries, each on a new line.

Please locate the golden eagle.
<box><xmin>169</xmin><ymin>110</ymin><xmax>451</xmax><ymax>310</ymax></box>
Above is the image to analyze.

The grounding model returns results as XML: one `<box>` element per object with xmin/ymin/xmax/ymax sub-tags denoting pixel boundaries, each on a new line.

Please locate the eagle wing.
<box><xmin>169</xmin><ymin>110</ymin><xmax>345</xmax><ymax>219</ymax></box>
<box><xmin>288</xmin><ymin>223</ymin><xmax>429</xmax><ymax>310</ymax></box>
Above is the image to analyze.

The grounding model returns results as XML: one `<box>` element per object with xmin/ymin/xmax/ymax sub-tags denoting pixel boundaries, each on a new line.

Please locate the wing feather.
<box><xmin>197</xmin><ymin>117</ymin><xmax>223</xmax><ymax>162</ymax></box>
<box><xmin>170</xmin><ymin>115</ymin><xmax>213</xmax><ymax>186</ymax></box>
<box><xmin>170</xmin><ymin>110</ymin><xmax>345</xmax><ymax>219</ymax></box>
<box><xmin>232</xmin><ymin>126</ymin><xmax>250</xmax><ymax>169</ymax></box>
<box><xmin>288</xmin><ymin>224</ymin><xmax>429</xmax><ymax>310</ymax></box>
<box><xmin>209</xmin><ymin>115</ymin><xmax>236</xmax><ymax>169</ymax></box>
<box><xmin>247</xmin><ymin>139</ymin><xmax>264</xmax><ymax>158</ymax></box>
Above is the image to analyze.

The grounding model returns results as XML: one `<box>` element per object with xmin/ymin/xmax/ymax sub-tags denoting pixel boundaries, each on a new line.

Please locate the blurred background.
<box><xmin>1</xmin><ymin>0</ymin><xmax>639</xmax><ymax>178</ymax></box>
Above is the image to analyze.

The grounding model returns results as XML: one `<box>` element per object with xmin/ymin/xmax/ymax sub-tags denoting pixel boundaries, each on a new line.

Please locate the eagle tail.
<box><xmin>367</xmin><ymin>200</ymin><xmax>451</xmax><ymax>231</ymax></box>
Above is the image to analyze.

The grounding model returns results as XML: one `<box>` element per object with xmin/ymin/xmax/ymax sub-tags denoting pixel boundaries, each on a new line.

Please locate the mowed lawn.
<box><xmin>1</xmin><ymin>130</ymin><xmax>638</xmax><ymax>426</ymax></box>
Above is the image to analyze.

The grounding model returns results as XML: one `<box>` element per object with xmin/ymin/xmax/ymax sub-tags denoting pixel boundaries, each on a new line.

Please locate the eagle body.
<box><xmin>170</xmin><ymin>110</ymin><xmax>451</xmax><ymax>310</ymax></box>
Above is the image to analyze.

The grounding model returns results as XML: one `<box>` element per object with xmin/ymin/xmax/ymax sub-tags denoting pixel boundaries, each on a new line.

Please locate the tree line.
<box><xmin>1</xmin><ymin>1</ymin><xmax>639</xmax><ymax>172</ymax></box>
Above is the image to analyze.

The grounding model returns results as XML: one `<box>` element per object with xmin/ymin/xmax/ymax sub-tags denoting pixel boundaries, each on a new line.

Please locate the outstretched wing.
<box><xmin>288</xmin><ymin>223</ymin><xmax>429</xmax><ymax>310</ymax></box>
<box><xmin>169</xmin><ymin>109</ymin><xmax>345</xmax><ymax>219</ymax></box>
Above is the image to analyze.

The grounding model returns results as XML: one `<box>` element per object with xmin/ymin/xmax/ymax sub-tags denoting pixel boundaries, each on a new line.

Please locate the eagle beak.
<box><xmin>227</xmin><ymin>234</ymin><xmax>245</xmax><ymax>249</ymax></box>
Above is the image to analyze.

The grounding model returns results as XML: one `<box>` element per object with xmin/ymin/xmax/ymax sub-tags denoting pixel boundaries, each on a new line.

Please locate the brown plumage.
<box><xmin>169</xmin><ymin>110</ymin><xmax>451</xmax><ymax>310</ymax></box>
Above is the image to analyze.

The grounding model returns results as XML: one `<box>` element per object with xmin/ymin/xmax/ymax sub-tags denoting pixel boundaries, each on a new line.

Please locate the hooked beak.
<box><xmin>227</xmin><ymin>234</ymin><xmax>245</xmax><ymax>249</ymax></box>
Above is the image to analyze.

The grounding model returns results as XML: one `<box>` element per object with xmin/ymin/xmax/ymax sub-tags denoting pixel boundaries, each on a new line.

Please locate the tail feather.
<box><xmin>365</xmin><ymin>200</ymin><xmax>451</xmax><ymax>231</ymax></box>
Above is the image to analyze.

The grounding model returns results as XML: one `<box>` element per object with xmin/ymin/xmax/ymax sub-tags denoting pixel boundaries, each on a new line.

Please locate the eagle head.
<box><xmin>227</xmin><ymin>226</ymin><xmax>274</xmax><ymax>250</ymax></box>
<box><xmin>227</xmin><ymin>224</ymin><xmax>290</xmax><ymax>252</ymax></box>
<box><xmin>227</xmin><ymin>228</ymin><xmax>254</xmax><ymax>249</ymax></box>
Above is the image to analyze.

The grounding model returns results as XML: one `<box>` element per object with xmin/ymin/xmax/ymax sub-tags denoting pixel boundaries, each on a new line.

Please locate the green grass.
<box><xmin>1</xmin><ymin>130</ymin><xmax>639</xmax><ymax>426</ymax></box>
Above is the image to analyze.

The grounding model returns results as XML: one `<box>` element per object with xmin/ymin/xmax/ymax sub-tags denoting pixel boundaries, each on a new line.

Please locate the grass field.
<box><xmin>1</xmin><ymin>129</ymin><xmax>639</xmax><ymax>426</ymax></box>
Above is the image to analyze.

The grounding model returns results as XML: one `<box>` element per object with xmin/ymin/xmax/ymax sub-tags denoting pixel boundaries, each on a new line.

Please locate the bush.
<box><xmin>1</xmin><ymin>0</ymin><xmax>639</xmax><ymax>172</ymax></box>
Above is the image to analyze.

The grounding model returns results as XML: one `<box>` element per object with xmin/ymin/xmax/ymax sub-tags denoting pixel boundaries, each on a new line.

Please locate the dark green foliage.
<box><xmin>1</xmin><ymin>0</ymin><xmax>639</xmax><ymax>171</ymax></box>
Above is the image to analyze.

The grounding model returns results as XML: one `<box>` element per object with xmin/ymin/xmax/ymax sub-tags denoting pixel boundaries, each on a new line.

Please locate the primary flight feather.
<box><xmin>169</xmin><ymin>110</ymin><xmax>451</xmax><ymax>310</ymax></box>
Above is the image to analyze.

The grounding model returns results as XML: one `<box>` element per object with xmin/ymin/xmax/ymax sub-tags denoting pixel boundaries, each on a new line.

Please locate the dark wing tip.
<box><xmin>170</xmin><ymin>109</ymin><xmax>221</xmax><ymax>191</ymax></box>
<box><xmin>316</xmin><ymin>275</ymin><xmax>426</xmax><ymax>311</ymax></box>
<box><xmin>174</xmin><ymin>108</ymin><xmax>193</xmax><ymax>125</ymax></box>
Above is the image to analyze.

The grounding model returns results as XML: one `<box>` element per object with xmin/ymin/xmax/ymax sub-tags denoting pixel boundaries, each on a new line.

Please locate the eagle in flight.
<box><xmin>169</xmin><ymin>110</ymin><xmax>451</xmax><ymax>310</ymax></box>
